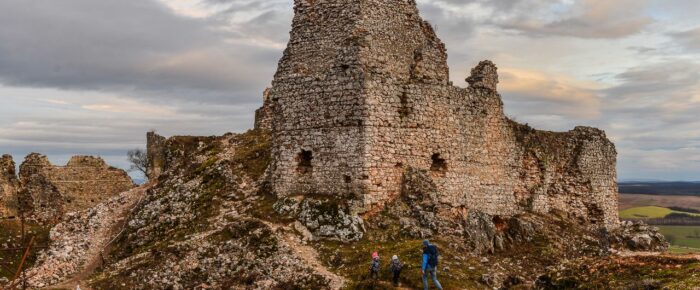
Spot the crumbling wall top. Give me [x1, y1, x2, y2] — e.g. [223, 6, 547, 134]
[466, 60, 499, 92]
[66, 156, 108, 168]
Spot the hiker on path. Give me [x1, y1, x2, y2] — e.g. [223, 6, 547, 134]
[422, 240, 443, 290]
[369, 251, 381, 280]
[389, 255, 403, 286]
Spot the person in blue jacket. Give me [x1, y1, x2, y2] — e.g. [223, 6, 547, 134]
[421, 239, 443, 290]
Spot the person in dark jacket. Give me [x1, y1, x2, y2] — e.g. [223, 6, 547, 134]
[422, 240, 443, 290]
[389, 255, 403, 286]
[369, 251, 381, 280]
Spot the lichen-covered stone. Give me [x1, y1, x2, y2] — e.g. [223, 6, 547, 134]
[275, 195, 365, 242]
[608, 221, 669, 252]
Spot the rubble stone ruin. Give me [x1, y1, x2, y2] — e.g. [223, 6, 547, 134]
[0, 154, 20, 218]
[256, 0, 619, 229]
[0, 153, 134, 222]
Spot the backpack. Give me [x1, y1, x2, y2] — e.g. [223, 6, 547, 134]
[370, 259, 380, 272]
[426, 245, 439, 268]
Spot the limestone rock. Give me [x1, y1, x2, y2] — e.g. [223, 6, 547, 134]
[609, 221, 669, 252]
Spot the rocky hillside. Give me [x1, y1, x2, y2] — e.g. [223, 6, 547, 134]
[7, 129, 696, 290]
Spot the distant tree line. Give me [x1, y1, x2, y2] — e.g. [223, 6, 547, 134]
[619, 182, 700, 196]
[668, 206, 700, 214]
[639, 213, 700, 226]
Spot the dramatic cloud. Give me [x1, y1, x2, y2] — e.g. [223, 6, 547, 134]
[0, 0, 284, 104]
[0, 0, 699, 181]
[422, 0, 652, 39]
[671, 27, 700, 52]
[500, 68, 602, 120]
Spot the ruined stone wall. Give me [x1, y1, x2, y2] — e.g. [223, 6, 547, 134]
[0, 155, 20, 217]
[147, 131, 167, 180]
[267, 0, 369, 199]
[264, 0, 619, 229]
[12, 153, 134, 223]
[146, 132, 221, 181]
[254, 88, 274, 132]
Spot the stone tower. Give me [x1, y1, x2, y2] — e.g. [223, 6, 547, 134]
[260, 0, 619, 228]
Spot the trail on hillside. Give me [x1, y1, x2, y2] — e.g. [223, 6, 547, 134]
[24, 186, 147, 289]
[281, 227, 346, 289]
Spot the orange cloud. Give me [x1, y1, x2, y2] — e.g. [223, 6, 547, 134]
[499, 68, 603, 119]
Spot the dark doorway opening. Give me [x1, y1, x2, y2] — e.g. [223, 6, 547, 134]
[297, 150, 313, 174]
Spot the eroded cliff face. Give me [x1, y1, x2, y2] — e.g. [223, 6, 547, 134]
[0, 153, 134, 223]
[258, 0, 619, 231]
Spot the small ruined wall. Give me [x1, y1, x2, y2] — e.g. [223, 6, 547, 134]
[264, 0, 619, 229]
[146, 132, 221, 180]
[8, 153, 135, 223]
[0, 155, 20, 217]
[254, 88, 273, 132]
[147, 131, 167, 180]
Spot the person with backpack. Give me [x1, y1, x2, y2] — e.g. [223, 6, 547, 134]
[369, 251, 381, 280]
[389, 255, 403, 286]
[422, 240, 443, 290]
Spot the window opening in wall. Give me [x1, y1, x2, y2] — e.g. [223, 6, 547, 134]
[430, 153, 447, 173]
[297, 150, 313, 174]
[398, 91, 411, 118]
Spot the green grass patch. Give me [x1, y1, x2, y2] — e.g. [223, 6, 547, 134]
[668, 245, 700, 254]
[657, 225, 700, 249]
[619, 206, 700, 219]
[231, 129, 271, 180]
[316, 237, 484, 290]
[0, 220, 52, 280]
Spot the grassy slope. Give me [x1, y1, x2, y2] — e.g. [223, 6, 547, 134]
[657, 226, 700, 249]
[546, 255, 700, 289]
[0, 220, 51, 280]
[619, 206, 700, 219]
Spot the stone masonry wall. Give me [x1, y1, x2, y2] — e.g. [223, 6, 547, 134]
[261, 0, 619, 229]
[6, 153, 135, 223]
[147, 131, 167, 181]
[254, 88, 273, 132]
[146, 132, 221, 181]
[0, 155, 20, 217]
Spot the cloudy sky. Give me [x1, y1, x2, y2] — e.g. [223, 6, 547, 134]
[0, 0, 699, 181]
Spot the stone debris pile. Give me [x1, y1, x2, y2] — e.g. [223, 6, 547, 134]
[25, 187, 145, 288]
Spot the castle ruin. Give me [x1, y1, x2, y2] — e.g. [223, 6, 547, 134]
[0, 153, 135, 222]
[256, 0, 619, 229]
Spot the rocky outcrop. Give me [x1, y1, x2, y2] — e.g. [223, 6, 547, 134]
[274, 195, 364, 242]
[85, 131, 344, 289]
[608, 221, 669, 252]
